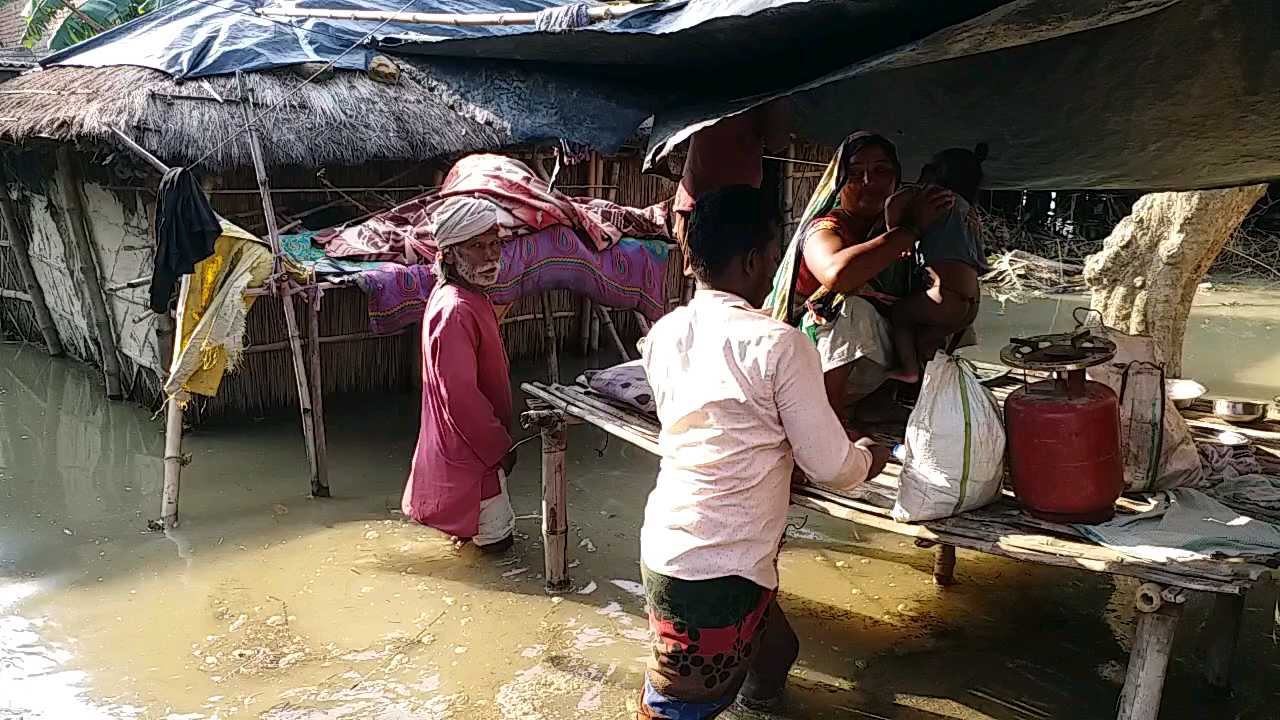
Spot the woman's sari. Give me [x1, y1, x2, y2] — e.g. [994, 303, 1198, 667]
[764, 132, 912, 340]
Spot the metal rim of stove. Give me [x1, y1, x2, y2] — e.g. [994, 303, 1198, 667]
[999, 331, 1117, 372]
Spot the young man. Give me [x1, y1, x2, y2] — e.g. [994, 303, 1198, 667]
[402, 195, 517, 553]
[638, 186, 890, 719]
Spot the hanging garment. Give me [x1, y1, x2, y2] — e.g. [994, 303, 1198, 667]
[164, 221, 273, 398]
[150, 167, 222, 313]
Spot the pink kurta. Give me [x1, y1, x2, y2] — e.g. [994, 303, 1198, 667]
[402, 283, 512, 538]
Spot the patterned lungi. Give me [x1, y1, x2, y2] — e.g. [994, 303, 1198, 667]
[638, 565, 775, 719]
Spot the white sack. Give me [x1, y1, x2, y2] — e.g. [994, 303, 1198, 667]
[893, 353, 1006, 522]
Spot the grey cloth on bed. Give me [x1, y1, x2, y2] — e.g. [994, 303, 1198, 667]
[1074, 488, 1280, 562]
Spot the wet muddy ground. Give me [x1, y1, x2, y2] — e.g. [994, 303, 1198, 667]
[2, 287, 1278, 720]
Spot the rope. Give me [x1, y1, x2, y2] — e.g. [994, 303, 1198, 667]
[187, 0, 420, 171]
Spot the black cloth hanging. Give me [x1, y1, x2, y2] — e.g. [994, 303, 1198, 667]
[150, 167, 220, 313]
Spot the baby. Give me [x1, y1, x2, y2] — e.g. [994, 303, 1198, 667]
[886, 144, 990, 384]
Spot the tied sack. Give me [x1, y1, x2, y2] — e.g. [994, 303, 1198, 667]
[893, 353, 1005, 522]
[1087, 327, 1203, 492]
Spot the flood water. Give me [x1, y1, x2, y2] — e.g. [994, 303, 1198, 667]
[2, 288, 1279, 719]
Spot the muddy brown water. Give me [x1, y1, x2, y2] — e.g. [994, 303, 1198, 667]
[2, 288, 1278, 719]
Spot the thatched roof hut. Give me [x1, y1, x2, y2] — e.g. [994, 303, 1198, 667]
[0, 57, 562, 169]
[0, 56, 674, 424]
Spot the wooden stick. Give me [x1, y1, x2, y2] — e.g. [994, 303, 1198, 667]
[55, 147, 123, 399]
[237, 73, 328, 497]
[525, 410, 571, 594]
[306, 289, 331, 496]
[243, 327, 413, 354]
[589, 307, 600, 353]
[577, 296, 592, 356]
[0, 176, 62, 356]
[160, 276, 191, 530]
[522, 383, 659, 455]
[1202, 593, 1246, 690]
[109, 128, 168, 174]
[595, 305, 630, 361]
[540, 293, 560, 384]
[257, 3, 647, 26]
[933, 544, 957, 586]
[0, 288, 31, 301]
[1117, 598, 1183, 720]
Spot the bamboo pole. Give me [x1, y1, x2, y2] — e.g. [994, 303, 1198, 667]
[256, 3, 647, 25]
[933, 544, 957, 586]
[237, 72, 329, 497]
[107, 128, 188, 528]
[0, 175, 62, 355]
[1203, 593, 1246, 690]
[1117, 589, 1184, 720]
[55, 147, 123, 398]
[577, 297, 592, 355]
[540, 293, 559, 384]
[306, 288, 330, 494]
[596, 305, 630, 361]
[160, 277, 191, 530]
[523, 409, 570, 594]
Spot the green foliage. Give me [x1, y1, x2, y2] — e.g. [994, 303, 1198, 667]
[4, 0, 177, 50]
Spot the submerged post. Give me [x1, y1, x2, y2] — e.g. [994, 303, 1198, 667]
[236, 72, 329, 497]
[0, 173, 62, 356]
[524, 409, 570, 594]
[306, 287, 330, 493]
[159, 277, 190, 530]
[540, 293, 559, 384]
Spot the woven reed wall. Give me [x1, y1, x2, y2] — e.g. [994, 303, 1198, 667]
[0, 242, 42, 342]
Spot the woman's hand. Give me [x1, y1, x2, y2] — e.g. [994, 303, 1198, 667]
[907, 185, 955, 231]
[884, 187, 918, 231]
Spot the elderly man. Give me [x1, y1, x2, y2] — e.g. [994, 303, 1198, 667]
[402, 196, 516, 553]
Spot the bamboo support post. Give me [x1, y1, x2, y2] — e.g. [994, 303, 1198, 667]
[933, 544, 957, 586]
[1117, 583, 1186, 720]
[306, 288, 330, 495]
[1203, 593, 1246, 690]
[589, 309, 600, 352]
[540, 293, 559, 384]
[577, 296, 592, 356]
[596, 305, 630, 361]
[55, 147, 123, 398]
[523, 409, 570, 594]
[108, 128, 186, 527]
[0, 175, 62, 355]
[237, 73, 329, 497]
[159, 275, 191, 530]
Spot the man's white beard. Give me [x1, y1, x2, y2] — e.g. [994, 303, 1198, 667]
[458, 262, 500, 287]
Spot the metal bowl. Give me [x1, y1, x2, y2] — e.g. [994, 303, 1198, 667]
[1212, 398, 1268, 424]
[1166, 379, 1206, 410]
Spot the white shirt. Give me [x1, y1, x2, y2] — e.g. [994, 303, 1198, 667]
[640, 289, 873, 589]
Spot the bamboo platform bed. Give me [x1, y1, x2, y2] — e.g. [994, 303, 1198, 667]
[519, 367, 1280, 720]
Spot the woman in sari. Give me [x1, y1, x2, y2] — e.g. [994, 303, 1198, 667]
[764, 131, 954, 421]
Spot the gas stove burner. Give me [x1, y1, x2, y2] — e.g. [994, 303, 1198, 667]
[1000, 329, 1117, 372]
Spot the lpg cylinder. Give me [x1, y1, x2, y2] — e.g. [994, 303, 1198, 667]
[1004, 371, 1123, 523]
[1000, 330, 1124, 524]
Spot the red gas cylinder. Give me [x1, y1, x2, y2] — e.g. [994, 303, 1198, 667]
[1001, 333, 1124, 524]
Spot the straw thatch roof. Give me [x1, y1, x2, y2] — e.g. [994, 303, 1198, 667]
[0, 56, 522, 170]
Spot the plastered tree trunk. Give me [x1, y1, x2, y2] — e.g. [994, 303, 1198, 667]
[1083, 185, 1266, 376]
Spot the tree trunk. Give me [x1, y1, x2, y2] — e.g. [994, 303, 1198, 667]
[1084, 185, 1266, 376]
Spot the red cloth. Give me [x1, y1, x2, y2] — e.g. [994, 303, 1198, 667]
[313, 154, 669, 262]
[401, 283, 512, 538]
[673, 112, 766, 213]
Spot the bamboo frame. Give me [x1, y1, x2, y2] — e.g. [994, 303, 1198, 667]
[237, 72, 330, 498]
[0, 172, 62, 356]
[523, 409, 570, 594]
[55, 146, 123, 398]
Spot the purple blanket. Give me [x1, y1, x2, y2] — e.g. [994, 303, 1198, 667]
[355, 226, 669, 335]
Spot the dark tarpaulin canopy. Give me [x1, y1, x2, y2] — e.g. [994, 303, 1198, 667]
[40, 0, 1280, 190]
[643, 0, 1280, 191]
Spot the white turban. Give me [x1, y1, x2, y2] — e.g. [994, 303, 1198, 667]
[429, 196, 501, 249]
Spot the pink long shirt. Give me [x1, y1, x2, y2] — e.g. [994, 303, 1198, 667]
[402, 283, 512, 538]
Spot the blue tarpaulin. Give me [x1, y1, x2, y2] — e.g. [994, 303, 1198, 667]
[40, 0, 1280, 190]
